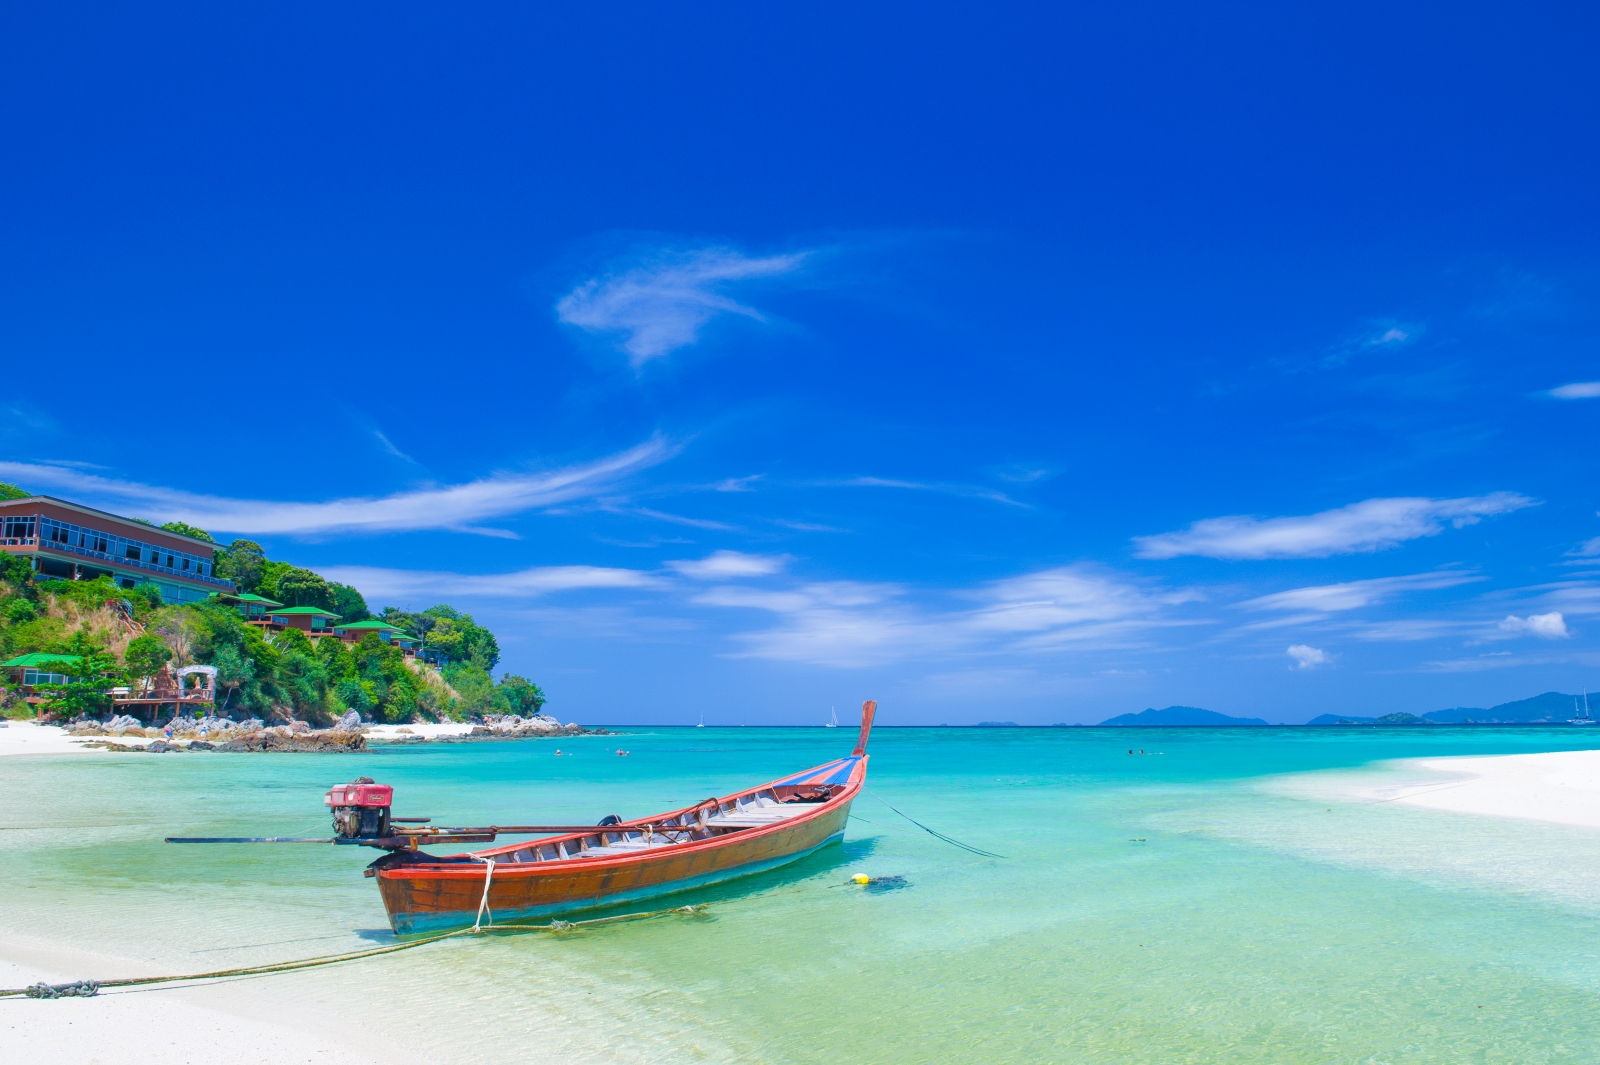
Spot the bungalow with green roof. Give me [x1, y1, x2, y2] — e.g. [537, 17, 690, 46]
[213, 591, 285, 623]
[264, 606, 341, 634]
[332, 619, 420, 657]
[2, 652, 82, 704]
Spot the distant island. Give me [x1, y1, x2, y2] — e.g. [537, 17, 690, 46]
[1308, 691, 1591, 725]
[1097, 705, 1271, 727]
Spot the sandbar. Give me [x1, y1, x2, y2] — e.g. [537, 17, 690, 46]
[1377, 748, 1600, 829]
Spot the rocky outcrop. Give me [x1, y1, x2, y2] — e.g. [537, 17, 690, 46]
[214, 727, 367, 752]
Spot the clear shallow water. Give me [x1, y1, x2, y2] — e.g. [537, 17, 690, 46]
[6, 726, 1600, 1063]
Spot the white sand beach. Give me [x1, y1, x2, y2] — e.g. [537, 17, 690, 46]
[1367, 748, 1600, 829]
[0, 720, 494, 758]
[1, 933, 429, 1065]
[0, 722, 153, 756]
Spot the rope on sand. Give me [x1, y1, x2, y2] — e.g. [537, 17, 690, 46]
[0, 903, 710, 1000]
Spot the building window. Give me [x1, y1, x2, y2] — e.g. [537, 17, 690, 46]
[3, 516, 34, 539]
[125, 545, 141, 559]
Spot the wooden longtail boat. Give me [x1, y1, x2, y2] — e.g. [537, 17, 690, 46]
[369, 701, 877, 933]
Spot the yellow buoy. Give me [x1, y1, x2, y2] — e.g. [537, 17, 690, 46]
[852, 874, 871, 884]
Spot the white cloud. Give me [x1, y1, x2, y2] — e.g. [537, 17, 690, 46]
[1287, 644, 1329, 669]
[965, 566, 1196, 640]
[317, 564, 660, 605]
[1570, 536, 1600, 558]
[0, 439, 672, 537]
[694, 565, 1198, 667]
[1497, 612, 1570, 639]
[667, 550, 791, 579]
[1239, 570, 1485, 613]
[1133, 493, 1535, 560]
[556, 247, 806, 366]
[1549, 382, 1600, 400]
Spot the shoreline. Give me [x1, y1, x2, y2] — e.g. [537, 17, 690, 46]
[0, 720, 605, 758]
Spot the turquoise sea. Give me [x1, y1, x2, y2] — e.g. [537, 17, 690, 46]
[6, 725, 1600, 1063]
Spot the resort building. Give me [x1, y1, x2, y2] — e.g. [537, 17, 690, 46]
[263, 606, 341, 633]
[0, 495, 233, 604]
[1, 652, 81, 707]
[332, 619, 417, 652]
[215, 591, 284, 622]
[217, 595, 438, 662]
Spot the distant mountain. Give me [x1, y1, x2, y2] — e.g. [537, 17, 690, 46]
[1425, 692, 1585, 724]
[977, 721, 1020, 727]
[1307, 692, 1590, 725]
[1308, 712, 1431, 725]
[1098, 705, 1270, 727]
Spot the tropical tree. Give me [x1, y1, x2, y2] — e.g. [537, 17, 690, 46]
[330, 583, 369, 622]
[124, 633, 171, 695]
[159, 521, 215, 544]
[496, 674, 546, 715]
[212, 643, 255, 714]
[273, 568, 337, 611]
[214, 539, 267, 593]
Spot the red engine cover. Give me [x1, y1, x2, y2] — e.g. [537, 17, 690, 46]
[324, 782, 393, 808]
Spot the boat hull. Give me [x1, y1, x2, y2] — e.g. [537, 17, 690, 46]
[377, 793, 854, 934]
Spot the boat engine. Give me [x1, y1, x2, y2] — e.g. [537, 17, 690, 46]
[325, 777, 393, 840]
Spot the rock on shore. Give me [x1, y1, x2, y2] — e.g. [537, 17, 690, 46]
[215, 727, 367, 752]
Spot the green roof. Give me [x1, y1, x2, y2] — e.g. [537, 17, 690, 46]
[3, 653, 83, 669]
[335, 620, 402, 631]
[220, 592, 285, 607]
[267, 606, 342, 618]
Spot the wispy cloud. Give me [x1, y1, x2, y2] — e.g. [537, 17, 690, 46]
[1287, 644, 1329, 669]
[827, 476, 1023, 507]
[667, 550, 791, 579]
[1134, 493, 1535, 560]
[629, 507, 739, 531]
[556, 247, 806, 366]
[713, 475, 763, 492]
[1497, 612, 1570, 639]
[1314, 321, 1423, 369]
[1548, 381, 1600, 400]
[696, 564, 1199, 667]
[1238, 570, 1485, 613]
[0, 437, 673, 537]
[317, 564, 662, 605]
[373, 430, 417, 464]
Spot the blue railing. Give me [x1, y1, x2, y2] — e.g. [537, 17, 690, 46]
[34, 541, 235, 589]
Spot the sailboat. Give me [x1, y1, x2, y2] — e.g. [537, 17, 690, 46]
[825, 706, 838, 728]
[1570, 689, 1595, 725]
[696, 708, 705, 728]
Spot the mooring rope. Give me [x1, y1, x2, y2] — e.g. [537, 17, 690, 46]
[0, 903, 710, 1000]
[470, 856, 497, 932]
[863, 786, 1007, 859]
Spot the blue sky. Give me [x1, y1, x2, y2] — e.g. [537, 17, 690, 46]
[3, 4, 1599, 724]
